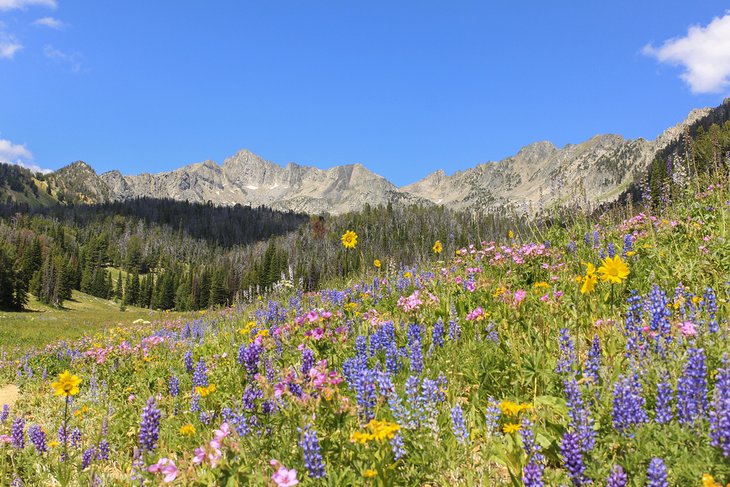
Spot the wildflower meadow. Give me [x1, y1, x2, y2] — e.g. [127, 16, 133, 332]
[0, 177, 729, 486]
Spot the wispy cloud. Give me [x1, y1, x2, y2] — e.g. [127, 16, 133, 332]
[0, 0, 56, 11]
[0, 32, 21, 58]
[643, 12, 730, 94]
[33, 16, 64, 29]
[44, 43, 82, 72]
[0, 138, 51, 173]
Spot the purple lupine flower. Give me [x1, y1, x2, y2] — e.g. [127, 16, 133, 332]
[11, 417, 25, 449]
[190, 393, 200, 412]
[168, 376, 180, 397]
[645, 285, 672, 354]
[621, 234, 633, 257]
[654, 380, 673, 424]
[58, 424, 67, 444]
[709, 354, 730, 458]
[139, 397, 161, 453]
[0, 404, 9, 422]
[448, 318, 461, 341]
[607, 242, 616, 258]
[96, 439, 110, 461]
[606, 464, 627, 487]
[242, 385, 263, 411]
[301, 348, 315, 377]
[183, 349, 193, 374]
[677, 347, 708, 424]
[612, 374, 648, 433]
[82, 447, 95, 469]
[432, 319, 445, 348]
[521, 417, 544, 487]
[355, 335, 368, 361]
[564, 378, 595, 451]
[583, 233, 590, 246]
[407, 324, 424, 374]
[192, 358, 208, 388]
[70, 427, 81, 448]
[450, 404, 469, 444]
[391, 432, 406, 460]
[28, 425, 46, 454]
[298, 425, 326, 479]
[560, 431, 587, 486]
[567, 240, 577, 254]
[583, 336, 601, 385]
[592, 230, 600, 248]
[199, 411, 213, 425]
[485, 397, 501, 436]
[557, 328, 576, 375]
[238, 342, 262, 376]
[646, 458, 668, 487]
[703, 287, 718, 333]
[354, 366, 377, 421]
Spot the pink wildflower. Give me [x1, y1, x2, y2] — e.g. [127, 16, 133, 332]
[679, 321, 697, 337]
[148, 458, 179, 483]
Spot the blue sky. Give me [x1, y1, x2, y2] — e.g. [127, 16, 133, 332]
[1, 1, 730, 186]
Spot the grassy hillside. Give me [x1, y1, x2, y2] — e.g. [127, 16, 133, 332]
[0, 290, 188, 352]
[0, 170, 727, 485]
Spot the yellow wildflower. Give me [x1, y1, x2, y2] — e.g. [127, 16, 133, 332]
[341, 230, 358, 249]
[508, 230, 514, 239]
[403, 271, 412, 279]
[374, 259, 381, 268]
[363, 470, 377, 478]
[597, 255, 629, 284]
[195, 384, 216, 397]
[580, 273, 598, 295]
[503, 423, 522, 433]
[180, 424, 196, 436]
[433, 240, 443, 254]
[73, 406, 89, 418]
[533, 281, 549, 289]
[499, 401, 532, 416]
[52, 370, 82, 397]
[701, 474, 726, 487]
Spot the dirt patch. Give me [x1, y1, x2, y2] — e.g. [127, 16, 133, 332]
[0, 384, 19, 406]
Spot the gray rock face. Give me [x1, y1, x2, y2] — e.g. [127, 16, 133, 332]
[52, 106, 712, 215]
[401, 108, 712, 213]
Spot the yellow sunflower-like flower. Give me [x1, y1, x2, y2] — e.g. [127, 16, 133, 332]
[374, 259, 381, 268]
[179, 424, 196, 436]
[499, 400, 532, 416]
[363, 470, 377, 478]
[580, 273, 598, 295]
[433, 240, 443, 254]
[52, 370, 82, 397]
[502, 422, 522, 434]
[597, 255, 630, 284]
[195, 384, 216, 397]
[341, 230, 358, 249]
[701, 474, 726, 487]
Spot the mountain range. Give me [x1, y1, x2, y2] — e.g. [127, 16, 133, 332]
[3, 102, 727, 215]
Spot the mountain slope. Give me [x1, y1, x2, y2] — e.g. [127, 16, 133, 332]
[4, 102, 725, 215]
[400, 107, 714, 212]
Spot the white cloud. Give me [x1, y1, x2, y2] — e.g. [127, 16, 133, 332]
[0, 0, 56, 11]
[44, 44, 82, 72]
[33, 16, 64, 29]
[0, 139, 52, 174]
[644, 12, 730, 94]
[0, 33, 21, 58]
